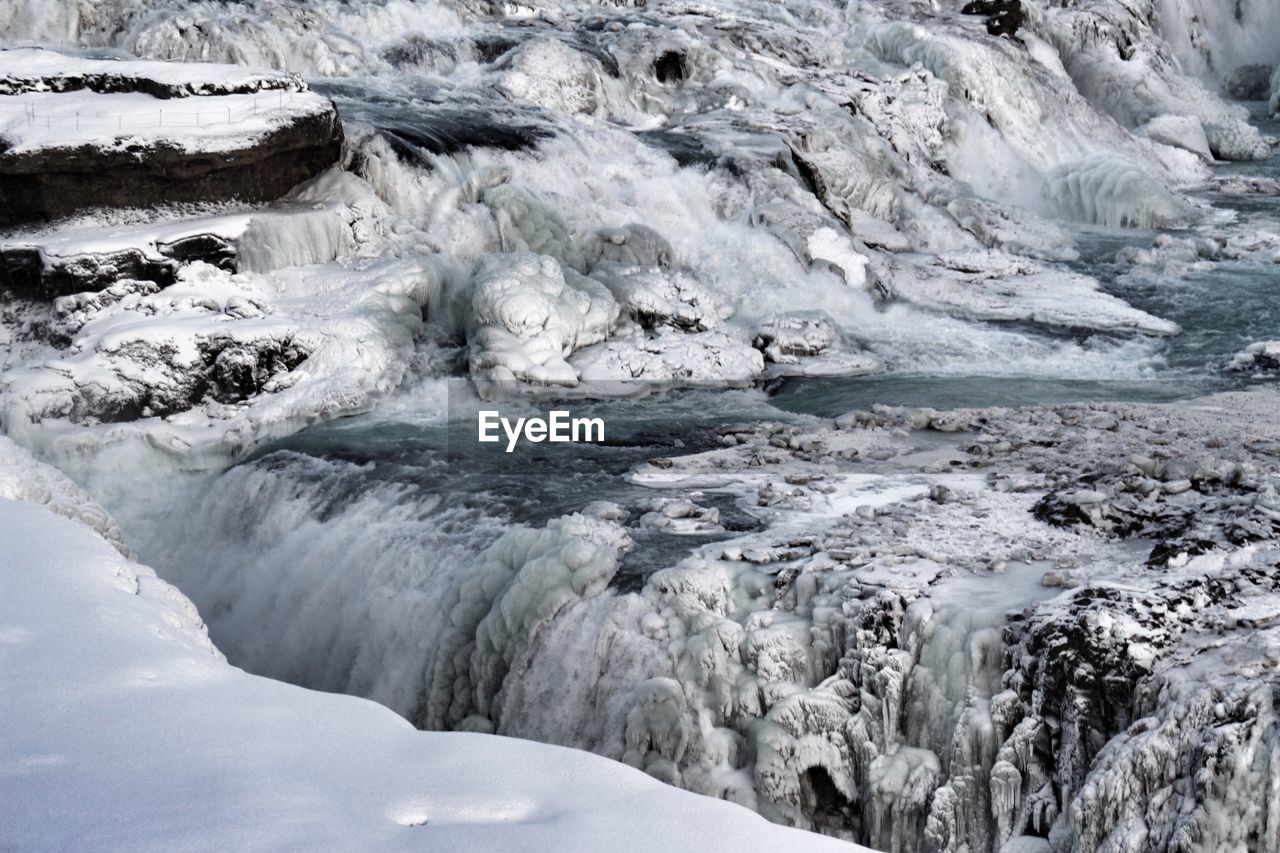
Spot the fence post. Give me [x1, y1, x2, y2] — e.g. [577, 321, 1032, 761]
[75, 112, 79, 130]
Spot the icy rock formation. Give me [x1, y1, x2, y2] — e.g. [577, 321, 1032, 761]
[571, 327, 765, 385]
[753, 312, 882, 379]
[884, 252, 1179, 335]
[0, 254, 438, 461]
[1045, 0, 1271, 160]
[1229, 341, 1280, 376]
[462, 252, 618, 387]
[420, 507, 634, 731]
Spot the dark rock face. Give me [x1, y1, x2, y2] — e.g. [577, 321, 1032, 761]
[654, 50, 687, 85]
[0, 108, 344, 227]
[1222, 64, 1275, 101]
[961, 0, 1024, 38]
[61, 333, 309, 425]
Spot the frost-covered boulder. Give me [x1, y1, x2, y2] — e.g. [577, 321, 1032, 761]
[570, 327, 765, 386]
[592, 265, 730, 333]
[753, 312, 882, 379]
[1229, 340, 1280, 374]
[497, 38, 607, 117]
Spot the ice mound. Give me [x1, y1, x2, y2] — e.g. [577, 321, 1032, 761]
[462, 252, 618, 388]
[1229, 341, 1280, 375]
[1042, 155, 1197, 229]
[497, 38, 607, 117]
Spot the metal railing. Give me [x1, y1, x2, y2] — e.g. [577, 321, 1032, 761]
[0, 91, 296, 131]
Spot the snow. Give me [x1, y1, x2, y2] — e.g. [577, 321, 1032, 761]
[0, 491, 864, 852]
[0, 1, 1279, 847]
[0, 46, 301, 92]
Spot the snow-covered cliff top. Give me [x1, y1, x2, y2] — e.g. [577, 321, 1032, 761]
[0, 47, 303, 95]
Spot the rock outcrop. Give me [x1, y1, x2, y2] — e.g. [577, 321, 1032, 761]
[0, 49, 343, 226]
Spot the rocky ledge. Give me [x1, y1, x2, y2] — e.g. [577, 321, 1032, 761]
[0, 49, 343, 226]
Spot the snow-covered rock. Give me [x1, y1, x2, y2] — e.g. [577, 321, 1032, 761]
[0, 49, 342, 225]
[1229, 340, 1280, 375]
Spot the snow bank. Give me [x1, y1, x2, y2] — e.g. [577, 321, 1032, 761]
[0, 492, 862, 852]
[0, 46, 302, 95]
